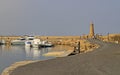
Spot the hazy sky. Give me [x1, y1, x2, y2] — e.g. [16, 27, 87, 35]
[0, 0, 120, 36]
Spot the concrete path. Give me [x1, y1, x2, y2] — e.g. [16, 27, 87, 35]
[10, 39, 120, 75]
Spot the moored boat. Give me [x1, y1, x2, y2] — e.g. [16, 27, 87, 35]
[11, 36, 34, 45]
[11, 38, 26, 45]
[32, 39, 41, 48]
[0, 40, 5, 45]
[25, 41, 32, 47]
[40, 40, 54, 47]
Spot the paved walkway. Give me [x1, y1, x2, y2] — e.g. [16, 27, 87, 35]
[10, 39, 120, 75]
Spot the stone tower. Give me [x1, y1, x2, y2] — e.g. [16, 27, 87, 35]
[89, 22, 95, 38]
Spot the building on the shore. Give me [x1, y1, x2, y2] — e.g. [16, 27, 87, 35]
[89, 22, 95, 38]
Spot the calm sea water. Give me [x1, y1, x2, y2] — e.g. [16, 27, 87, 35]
[0, 45, 69, 74]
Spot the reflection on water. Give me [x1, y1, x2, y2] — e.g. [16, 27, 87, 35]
[0, 45, 71, 74]
[25, 47, 53, 60]
[0, 45, 54, 74]
[25, 47, 42, 59]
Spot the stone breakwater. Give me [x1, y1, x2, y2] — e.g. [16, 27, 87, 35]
[1, 37, 99, 75]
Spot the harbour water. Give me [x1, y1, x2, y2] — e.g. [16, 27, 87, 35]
[0, 45, 71, 74]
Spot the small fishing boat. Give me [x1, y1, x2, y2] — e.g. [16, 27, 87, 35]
[40, 41, 54, 47]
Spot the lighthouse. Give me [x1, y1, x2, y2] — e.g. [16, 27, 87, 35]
[89, 22, 95, 38]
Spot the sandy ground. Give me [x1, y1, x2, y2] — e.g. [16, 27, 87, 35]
[2, 39, 120, 75]
[43, 50, 74, 57]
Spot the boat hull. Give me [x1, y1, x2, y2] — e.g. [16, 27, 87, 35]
[40, 44, 54, 48]
[11, 42, 25, 45]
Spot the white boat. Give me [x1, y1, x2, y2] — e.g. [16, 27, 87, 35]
[40, 40, 54, 47]
[25, 36, 35, 47]
[0, 40, 5, 45]
[11, 36, 34, 45]
[25, 41, 32, 47]
[11, 38, 26, 45]
[32, 39, 41, 48]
